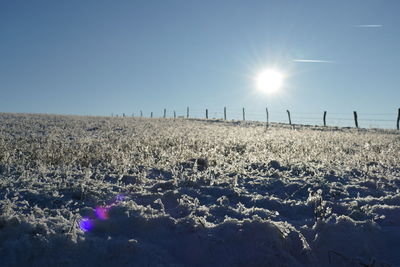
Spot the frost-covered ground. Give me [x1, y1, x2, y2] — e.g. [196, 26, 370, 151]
[0, 113, 399, 267]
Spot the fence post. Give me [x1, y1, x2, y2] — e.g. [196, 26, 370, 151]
[286, 110, 292, 125]
[174, 110, 176, 118]
[266, 108, 269, 128]
[323, 111, 327, 127]
[397, 108, 400, 130]
[163, 109, 166, 118]
[353, 111, 358, 128]
[151, 112, 153, 118]
[242, 108, 245, 121]
[206, 109, 208, 119]
[224, 107, 227, 120]
[187, 107, 189, 118]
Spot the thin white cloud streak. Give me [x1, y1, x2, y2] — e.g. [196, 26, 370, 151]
[293, 59, 334, 63]
[355, 24, 383, 28]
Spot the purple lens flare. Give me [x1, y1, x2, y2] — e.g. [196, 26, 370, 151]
[79, 217, 94, 232]
[79, 194, 127, 232]
[95, 206, 110, 220]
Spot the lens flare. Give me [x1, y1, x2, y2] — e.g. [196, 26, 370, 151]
[79, 194, 127, 232]
[79, 217, 94, 232]
[95, 206, 109, 220]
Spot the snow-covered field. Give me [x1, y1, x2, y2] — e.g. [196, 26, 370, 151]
[0, 113, 399, 266]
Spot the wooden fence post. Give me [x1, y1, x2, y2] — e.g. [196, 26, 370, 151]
[266, 108, 269, 128]
[163, 109, 166, 118]
[242, 108, 245, 121]
[397, 108, 400, 130]
[206, 109, 208, 119]
[323, 111, 327, 127]
[187, 107, 189, 118]
[224, 107, 227, 120]
[286, 110, 292, 125]
[174, 110, 176, 118]
[353, 111, 358, 128]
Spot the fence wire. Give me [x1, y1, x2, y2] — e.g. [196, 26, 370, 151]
[124, 108, 399, 130]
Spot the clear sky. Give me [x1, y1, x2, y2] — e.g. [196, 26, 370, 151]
[1, 0, 399, 127]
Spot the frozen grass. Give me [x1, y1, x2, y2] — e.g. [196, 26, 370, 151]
[0, 113, 399, 266]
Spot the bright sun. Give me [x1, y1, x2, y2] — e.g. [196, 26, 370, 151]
[255, 69, 284, 94]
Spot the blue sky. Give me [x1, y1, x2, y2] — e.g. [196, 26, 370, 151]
[1, 0, 399, 127]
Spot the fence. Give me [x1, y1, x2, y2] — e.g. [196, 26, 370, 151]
[114, 107, 400, 130]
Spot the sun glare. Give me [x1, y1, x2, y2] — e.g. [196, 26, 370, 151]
[255, 69, 284, 94]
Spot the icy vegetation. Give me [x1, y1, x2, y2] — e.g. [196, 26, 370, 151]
[0, 113, 399, 266]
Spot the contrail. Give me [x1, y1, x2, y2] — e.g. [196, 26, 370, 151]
[293, 59, 334, 63]
[355, 24, 383, 28]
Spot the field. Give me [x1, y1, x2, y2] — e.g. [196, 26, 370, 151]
[0, 113, 399, 266]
